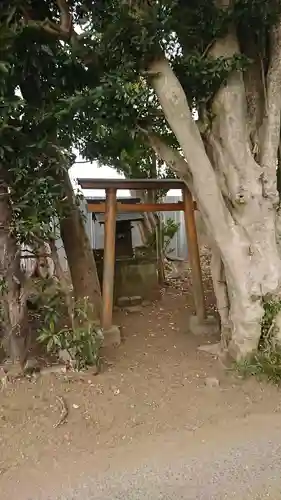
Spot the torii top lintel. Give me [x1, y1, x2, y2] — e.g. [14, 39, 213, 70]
[77, 178, 185, 191]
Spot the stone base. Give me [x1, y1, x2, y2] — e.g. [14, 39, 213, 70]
[142, 300, 152, 307]
[204, 376, 220, 388]
[102, 325, 121, 348]
[96, 256, 160, 304]
[227, 339, 252, 362]
[130, 296, 142, 306]
[124, 305, 142, 314]
[117, 296, 143, 308]
[116, 296, 131, 308]
[188, 314, 220, 337]
[197, 342, 222, 356]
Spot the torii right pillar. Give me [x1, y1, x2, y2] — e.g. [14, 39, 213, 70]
[182, 185, 206, 323]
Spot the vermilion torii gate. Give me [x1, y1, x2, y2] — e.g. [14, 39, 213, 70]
[77, 178, 206, 332]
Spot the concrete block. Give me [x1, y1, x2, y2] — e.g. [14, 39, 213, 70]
[124, 305, 142, 314]
[116, 296, 131, 308]
[188, 314, 220, 336]
[204, 377, 220, 388]
[129, 295, 142, 306]
[142, 300, 152, 307]
[197, 342, 222, 356]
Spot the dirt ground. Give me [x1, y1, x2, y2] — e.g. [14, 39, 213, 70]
[1, 256, 281, 498]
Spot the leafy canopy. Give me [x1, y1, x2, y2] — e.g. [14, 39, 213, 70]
[2, 0, 281, 212]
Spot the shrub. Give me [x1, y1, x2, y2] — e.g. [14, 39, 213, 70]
[235, 298, 281, 385]
[37, 294, 103, 370]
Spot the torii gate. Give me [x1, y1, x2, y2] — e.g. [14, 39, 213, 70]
[77, 178, 206, 331]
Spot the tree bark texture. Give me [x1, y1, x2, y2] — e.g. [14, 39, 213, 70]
[146, 17, 281, 359]
[59, 170, 102, 320]
[0, 176, 30, 364]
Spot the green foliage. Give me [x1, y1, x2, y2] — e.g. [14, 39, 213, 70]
[8, 0, 276, 191]
[175, 53, 251, 108]
[235, 0, 281, 34]
[146, 217, 180, 255]
[235, 298, 281, 385]
[235, 346, 281, 385]
[37, 294, 102, 370]
[23, 0, 278, 181]
[0, 2, 98, 249]
[0, 18, 67, 246]
[260, 298, 281, 344]
[0, 1, 280, 226]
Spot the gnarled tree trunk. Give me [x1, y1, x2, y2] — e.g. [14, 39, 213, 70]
[59, 170, 102, 320]
[146, 18, 281, 359]
[0, 177, 30, 365]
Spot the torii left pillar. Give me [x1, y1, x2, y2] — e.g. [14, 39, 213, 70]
[101, 187, 121, 346]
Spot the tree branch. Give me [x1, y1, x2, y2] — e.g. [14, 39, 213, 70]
[21, 0, 74, 41]
[207, 30, 263, 204]
[145, 55, 235, 256]
[140, 128, 194, 191]
[57, 0, 72, 35]
[142, 129, 214, 256]
[20, 0, 97, 66]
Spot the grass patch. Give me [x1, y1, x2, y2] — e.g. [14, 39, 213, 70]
[235, 297, 281, 385]
[235, 346, 281, 385]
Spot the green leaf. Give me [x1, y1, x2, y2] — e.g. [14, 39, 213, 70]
[46, 338, 54, 352]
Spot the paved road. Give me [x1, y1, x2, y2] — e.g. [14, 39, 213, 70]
[4, 414, 281, 499]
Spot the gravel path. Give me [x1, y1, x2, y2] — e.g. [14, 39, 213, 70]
[4, 413, 281, 500]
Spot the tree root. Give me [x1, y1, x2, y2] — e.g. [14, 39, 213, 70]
[53, 395, 68, 428]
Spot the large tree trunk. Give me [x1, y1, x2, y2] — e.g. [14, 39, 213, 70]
[146, 23, 281, 358]
[0, 177, 30, 365]
[59, 170, 102, 320]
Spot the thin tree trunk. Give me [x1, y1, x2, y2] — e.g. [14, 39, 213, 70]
[130, 189, 152, 244]
[59, 170, 102, 320]
[49, 238, 74, 324]
[146, 186, 166, 283]
[137, 221, 147, 245]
